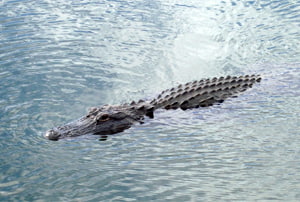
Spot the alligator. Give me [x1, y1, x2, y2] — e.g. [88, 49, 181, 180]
[45, 75, 262, 140]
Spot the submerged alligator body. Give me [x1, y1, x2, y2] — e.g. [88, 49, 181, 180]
[45, 75, 262, 140]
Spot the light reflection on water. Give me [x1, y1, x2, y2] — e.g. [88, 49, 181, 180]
[0, 0, 299, 201]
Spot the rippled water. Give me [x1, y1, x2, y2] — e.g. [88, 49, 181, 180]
[1, 0, 299, 201]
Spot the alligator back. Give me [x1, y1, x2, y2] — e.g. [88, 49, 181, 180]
[150, 75, 262, 110]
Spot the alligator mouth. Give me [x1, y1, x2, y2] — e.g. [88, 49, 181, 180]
[44, 116, 97, 140]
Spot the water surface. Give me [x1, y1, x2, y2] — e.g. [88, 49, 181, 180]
[0, 0, 299, 201]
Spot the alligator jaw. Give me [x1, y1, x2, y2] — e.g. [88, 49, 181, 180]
[43, 118, 93, 140]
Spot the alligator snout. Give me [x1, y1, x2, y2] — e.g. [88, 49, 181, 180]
[44, 129, 61, 141]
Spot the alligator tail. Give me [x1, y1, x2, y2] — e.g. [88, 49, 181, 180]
[150, 75, 262, 110]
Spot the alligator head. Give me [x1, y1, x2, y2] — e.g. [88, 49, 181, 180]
[44, 102, 154, 141]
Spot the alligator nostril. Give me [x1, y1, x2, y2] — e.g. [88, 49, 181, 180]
[44, 130, 61, 141]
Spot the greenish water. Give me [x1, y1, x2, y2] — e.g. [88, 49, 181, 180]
[0, 0, 299, 201]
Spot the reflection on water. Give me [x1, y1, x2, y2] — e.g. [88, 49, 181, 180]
[0, 0, 299, 201]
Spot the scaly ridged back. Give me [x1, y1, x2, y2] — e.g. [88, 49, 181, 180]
[150, 75, 262, 110]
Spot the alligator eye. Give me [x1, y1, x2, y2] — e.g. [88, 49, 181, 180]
[99, 114, 110, 121]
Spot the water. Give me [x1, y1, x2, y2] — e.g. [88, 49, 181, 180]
[0, 0, 299, 201]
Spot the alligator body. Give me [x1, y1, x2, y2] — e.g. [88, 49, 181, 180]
[45, 75, 262, 140]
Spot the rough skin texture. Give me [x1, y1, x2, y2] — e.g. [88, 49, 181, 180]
[45, 75, 261, 140]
